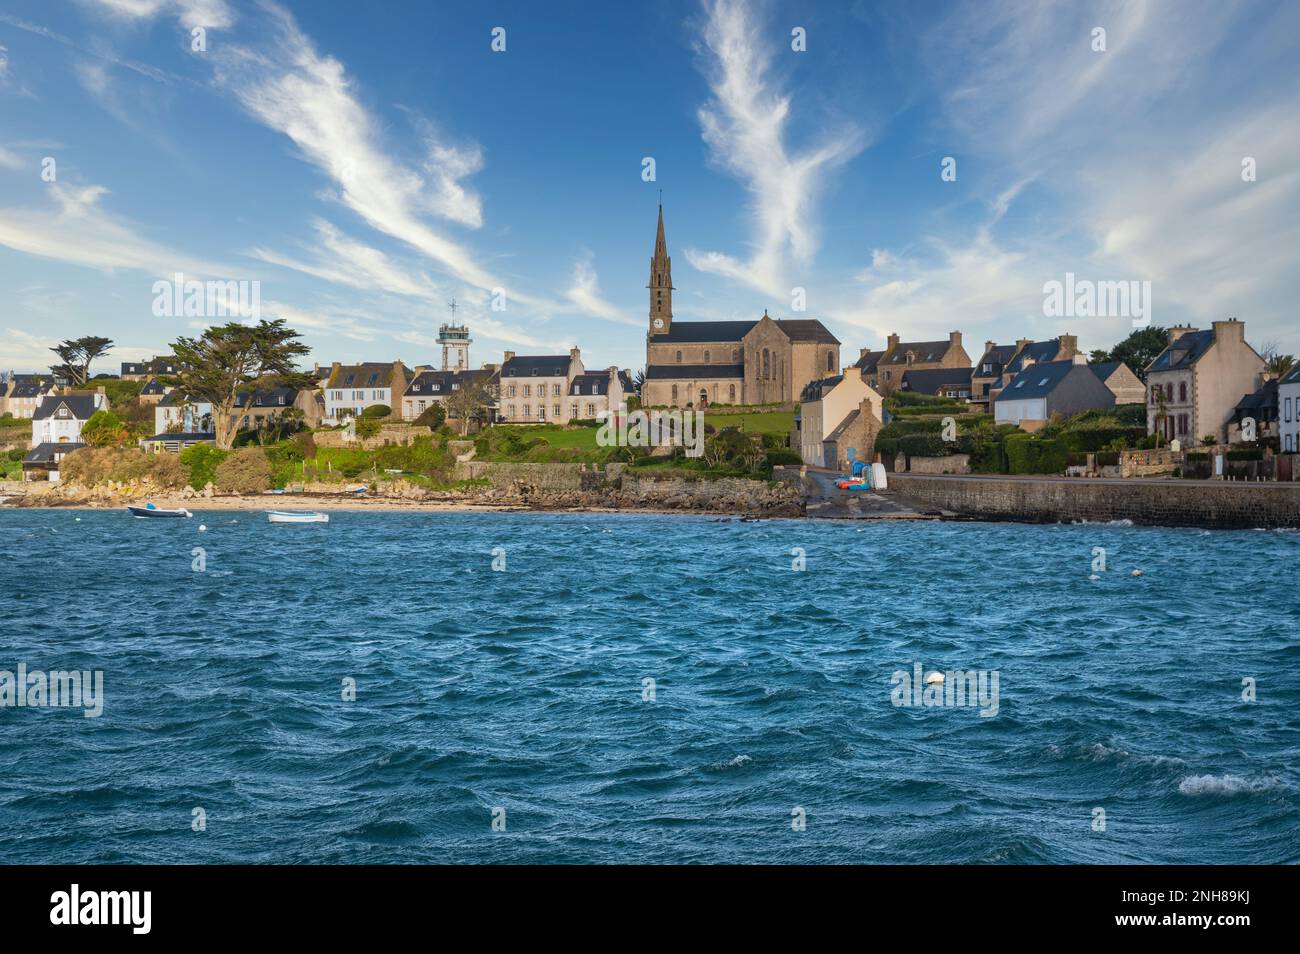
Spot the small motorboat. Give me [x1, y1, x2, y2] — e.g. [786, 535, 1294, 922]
[267, 511, 329, 524]
[127, 503, 192, 518]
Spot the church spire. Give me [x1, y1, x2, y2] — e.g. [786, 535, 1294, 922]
[648, 202, 673, 335]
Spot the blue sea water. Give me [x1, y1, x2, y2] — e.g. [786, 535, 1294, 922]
[0, 508, 1297, 865]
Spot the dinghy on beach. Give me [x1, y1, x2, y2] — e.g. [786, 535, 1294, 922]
[127, 503, 193, 518]
[267, 511, 329, 524]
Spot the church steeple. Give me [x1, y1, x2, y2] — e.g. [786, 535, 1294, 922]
[648, 203, 673, 335]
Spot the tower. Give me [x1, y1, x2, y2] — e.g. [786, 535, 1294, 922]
[438, 299, 471, 371]
[648, 203, 673, 336]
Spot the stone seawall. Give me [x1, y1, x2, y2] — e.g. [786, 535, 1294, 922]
[889, 474, 1300, 529]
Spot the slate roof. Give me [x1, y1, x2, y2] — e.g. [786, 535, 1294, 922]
[326, 362, 410, 389]
[406, 369, 492, 395]
[1147, 330, 1215, 373]
[854, 351, 882, 373]
[501, 355, 573, 378]
[7, 375, 55, 398]
[901, 367, 972, 395]
[994, 360, 1080, 401]
[1233, 379, 1278, 419]
[23, 442, 85, 464]
[617, 369, 636, 394]
[1281, 363, 1300, 386]
[158, 390, 209, 408]
[655, 320, 757, 343]
[121, 356, 179, 376]
[882, 340, 953, 366]
[32, 394, 100, 421]
[825, 409, 861, 443]
[801, 374, 844, 402]
[569, 373, 612, 396]
[1088, 361, 1124, 381]
[645, 364, 745, 380]
[974, 343, 1018, 374]
[140, 378, 167, 395]
[776, 319, 840, 344]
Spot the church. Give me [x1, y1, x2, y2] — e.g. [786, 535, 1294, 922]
[641, 206, 841, 408]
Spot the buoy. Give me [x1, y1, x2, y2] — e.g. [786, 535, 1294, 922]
[1089, 573, 1100, 581]
[1131, 569, 1143, 577]
[925, 672, 944, 686]
[199, 525, 207, 532]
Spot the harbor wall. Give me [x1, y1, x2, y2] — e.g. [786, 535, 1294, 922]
[889, 474, 1300, 529]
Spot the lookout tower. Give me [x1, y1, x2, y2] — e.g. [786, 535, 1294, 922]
[438, 299, 472, 371]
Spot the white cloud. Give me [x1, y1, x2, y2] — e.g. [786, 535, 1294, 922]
[685, 0, 866, 298]
[211, 3, 500, 291]
[564, 253, 639, 327]
[81, 0, 236, 30]
[252, 219, 441, 300]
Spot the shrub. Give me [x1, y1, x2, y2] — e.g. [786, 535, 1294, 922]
[764, 448, 803, 467]
[413, 403, 446, 429]
[213, 446, 273, 493]
[1005, 435, 1069, 474]
[354, 417, 382, 439]
[60, 447, 186, 488]
[180, 444, 227, 490]
[361, 404, 391, 418]
[81, 409, 130, 447]
[899, 433, 950, 458]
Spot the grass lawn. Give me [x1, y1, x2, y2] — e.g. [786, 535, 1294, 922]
[488, 423, 602, 451]
[702, 409, 793, 436]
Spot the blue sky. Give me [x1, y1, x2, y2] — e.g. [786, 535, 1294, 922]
[2, 0, 1298, 377]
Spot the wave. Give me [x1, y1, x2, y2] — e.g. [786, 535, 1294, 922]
[1177, 774, 1278, 796]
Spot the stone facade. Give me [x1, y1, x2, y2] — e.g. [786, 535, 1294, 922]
[1146, 320, 1265, 445]
[856, 332, 971, 392]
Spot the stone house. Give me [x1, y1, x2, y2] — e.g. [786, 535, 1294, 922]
[969, 342, 1021, 411]
[1145, 319, 1265, 445]
[1, 373, 57, 419]
[1087, 361, 1146, 406]
[499, 350, 585, 424]
[120, 356, 179, 381]
[822, 392, 886, 472]
[402, 367, 499, 421]
[854, 331, 971, 392]
[567, 367, 627, 421]
[794, 367, 882, 467]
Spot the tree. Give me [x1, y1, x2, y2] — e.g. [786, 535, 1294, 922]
[1090, 326, 1167, 381]
[169, 320, 313, 450]
[80, 409, 129, 447]
[1258, 342, 1295, 378]
[631, 368, 646, 396]
[50, 336, 114, 387]
[444, 378, 493, 436]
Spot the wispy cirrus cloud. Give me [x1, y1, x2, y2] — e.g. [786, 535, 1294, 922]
[564, 253, 639, 328]
[80, 0, 236, 30]
[685, 0, 867, 299]
[211, 2, 499, 291]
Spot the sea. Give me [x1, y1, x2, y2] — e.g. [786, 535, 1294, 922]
[1, 508, 1297, 864]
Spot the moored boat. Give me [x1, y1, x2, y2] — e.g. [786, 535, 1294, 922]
[267, 511, 329, 524]
[127, 504, 193, 518]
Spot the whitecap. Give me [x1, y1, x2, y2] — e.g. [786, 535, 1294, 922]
[1178, 774, 1276, 796]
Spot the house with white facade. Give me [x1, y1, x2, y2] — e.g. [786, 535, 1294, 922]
[1278, 363, 1300, 456]
[31, 392, 108, 446]
[794, 367, 882, 467]
[323, 361, 412, 422]
[155, 391, 214, 435]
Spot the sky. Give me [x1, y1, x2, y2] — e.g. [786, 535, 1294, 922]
[1, 0, 1298, 377]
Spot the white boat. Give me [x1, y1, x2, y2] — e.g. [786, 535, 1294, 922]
[267, 511, 329, 524]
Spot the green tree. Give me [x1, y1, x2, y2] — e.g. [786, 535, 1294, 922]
[169, 320, 312, 450]
[80, 409, 129, 447]
[1091, 326, 1167, 381]
[445, 377, 493, 436]
[50, 336, 114, 387]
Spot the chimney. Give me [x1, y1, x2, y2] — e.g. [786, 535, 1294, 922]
[1212, 318, 1244, 343]
[330, 361, 341, 380]
[570, 346, 581, 361]
[1072, 353, 1088, 365]
[984, 340, 996, 356]
[886, 333, 900, 351]
[949, 331, 962, 349]
[859, 347, 871, 361]
[1015, 337, 1031, 353]
[1058, 333, 1078, 357]
[503, 351, 515, 362]
[1167, 325, 1196, 344]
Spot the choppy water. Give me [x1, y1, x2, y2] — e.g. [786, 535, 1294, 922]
[1, 509, 1297, 864]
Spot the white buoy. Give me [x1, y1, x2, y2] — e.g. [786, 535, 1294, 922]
[1131, 569, 1143, 577]
[199, 524, 207, 532]
[925, 671, 944, 686]
[1089, 573, 1100, 581]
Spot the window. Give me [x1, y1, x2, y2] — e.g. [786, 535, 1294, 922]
[732, 349, 739, 362]
[704, 350, 711, 363]
[507, 385, 516, 398]
[1038, 377, 1049, 387]
[523, 385, 531, 397]
[671, 384, 678, 403]
[538, 406, 547, 420]
[553, 404, 561, 417]
[1287, 434, 1294, 452]
[523, 404, 530, 417]
[1015, 380, 1026, 389]
[729, 384, 736, 402]
[762, 349, 770, 379]
[507, 404, 515, 418]
[1179, 381, 1187, 402]
[827, 352, 834, 372]
[676, 351, 683, 364]
[552, 384, 561, 397]
[586, 403, 595, 416]
[570, 404, 579, 419]
[1286, 397, 1292, 422]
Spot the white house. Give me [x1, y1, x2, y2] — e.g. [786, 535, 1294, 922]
[31, 392, 108, 446]
[1280, 363, 1300, 456]
[566, 367, 626, 422]
[323, 361, 412, 422]
[155, 391, 214, 435]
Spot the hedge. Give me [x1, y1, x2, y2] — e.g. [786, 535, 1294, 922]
[899, 433, 951, 458]
[1005, 434, 1069, 474]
